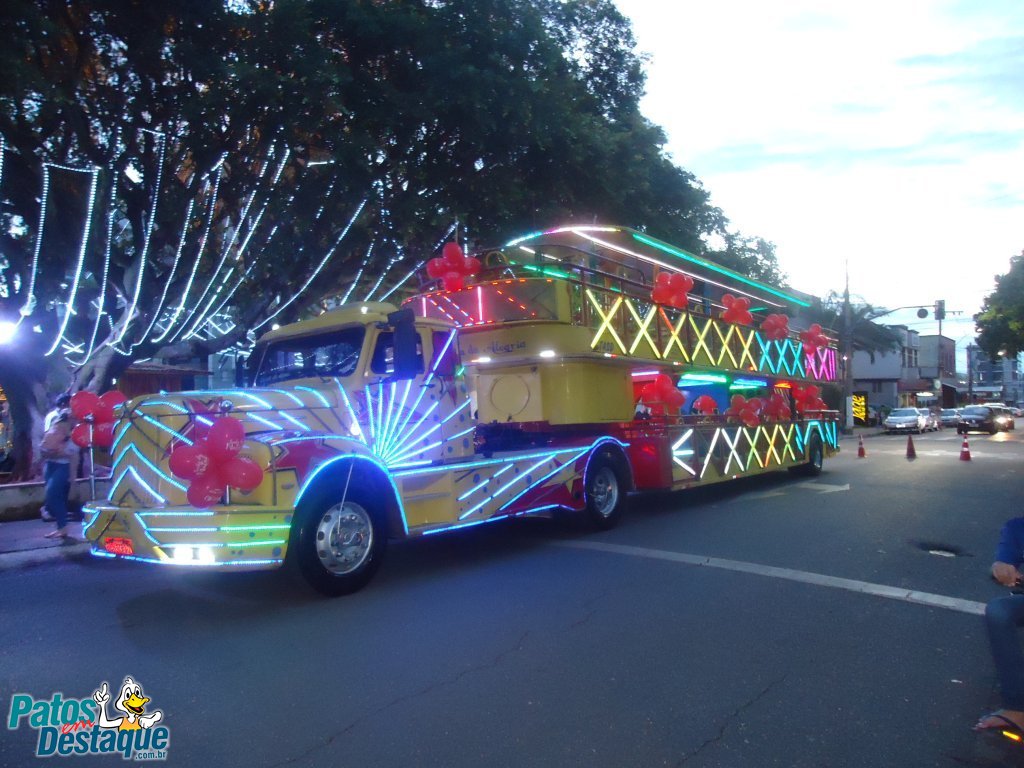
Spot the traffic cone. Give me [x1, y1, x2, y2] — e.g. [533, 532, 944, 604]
[906, 434, 917, 460]
[857, 435, 866, 458]
[960, 436, 971, 461]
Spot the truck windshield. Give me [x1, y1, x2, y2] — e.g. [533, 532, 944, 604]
[253, 327, 365, 385]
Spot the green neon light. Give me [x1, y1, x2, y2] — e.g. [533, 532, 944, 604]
[631, 233, 811, 307]
[517, 263, 573, 279]
[729, 384, 764, 391]
[226, 539, 287, 548]
[680, 373, 728, 384]
[219, 524, 291, 531]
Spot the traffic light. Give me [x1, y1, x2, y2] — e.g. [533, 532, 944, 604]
[934, 300, 945, 320]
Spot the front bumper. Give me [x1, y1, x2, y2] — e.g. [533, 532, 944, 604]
[83, 503, 294, 570]
[884, 422, 919, 431]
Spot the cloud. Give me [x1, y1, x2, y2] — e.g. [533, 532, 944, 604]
[898, 36, 1024, 102]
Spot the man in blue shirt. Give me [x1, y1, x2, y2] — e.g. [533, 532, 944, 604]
[976, 517, 1024, 733]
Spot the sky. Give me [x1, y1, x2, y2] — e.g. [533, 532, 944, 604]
[613, 0, 1024, 368]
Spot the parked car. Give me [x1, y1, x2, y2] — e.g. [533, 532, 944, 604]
[918, 409, 939, 431]
[939, 408, 961, 428]
[883, 407, 926, 434]
[957, 405, 1002, 434]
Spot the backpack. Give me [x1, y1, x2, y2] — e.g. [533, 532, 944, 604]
[40, 419, 69, 461]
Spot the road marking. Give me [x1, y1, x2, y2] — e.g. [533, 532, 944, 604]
[797, 481, 850, 493]
[745, 490, 788, 500]
[555, 540, 987, 616]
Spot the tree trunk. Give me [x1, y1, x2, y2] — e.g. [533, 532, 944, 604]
[0, 348, 50, 481]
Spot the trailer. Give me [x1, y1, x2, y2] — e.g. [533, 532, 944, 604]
[83, 225, 840, 595]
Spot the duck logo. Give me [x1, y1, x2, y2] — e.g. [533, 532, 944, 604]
[7, 676, 171, 760]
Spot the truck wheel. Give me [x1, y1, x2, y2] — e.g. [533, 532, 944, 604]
[585, 453, 626, 530]
[294, 491, 386, 596]
[790, 434, 824, 477]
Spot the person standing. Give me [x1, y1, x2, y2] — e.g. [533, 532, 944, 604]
[40, 409, 76, 540]
[975, 516, 1024, 735]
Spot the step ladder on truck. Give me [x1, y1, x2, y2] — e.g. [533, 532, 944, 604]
[83, 225, 840, 596]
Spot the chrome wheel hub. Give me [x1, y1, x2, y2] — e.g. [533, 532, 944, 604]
[315, 501, 373, 575]
[590, 466, 619, 517]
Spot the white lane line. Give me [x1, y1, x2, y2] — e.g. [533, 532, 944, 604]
[555, 540, 987, 616]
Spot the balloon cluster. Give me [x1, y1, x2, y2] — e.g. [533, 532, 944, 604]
[763, 391, 792, 421]
[793, 384, 827, 414]
[425, 242, 482, 292]
[168, 417, 264, 508]
[720, 294, 753, 325]
[69, 390, 127, 449]
[638, 374, 686, 415]
[692, 394, 718, 415]
[759, 313, 790, 341]
[651, 272, 694, 309]
[725, 395, 763, 428]
[799, 323, 829, 356]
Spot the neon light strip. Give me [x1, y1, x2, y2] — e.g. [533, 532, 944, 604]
[294, 386, 331, 407]
[294, 453, 408, 536]
[440, 398, 472, 425]
[632, 233, 810, 307]
[393, 440, 628, 478]
[459, 454, 556, 519]
[277, 411, 310, 431]
[497, 448, 588, 512]
[457, 465, 514, 501]
[248, 414, 283, 430]
[140, 415, 193, 445]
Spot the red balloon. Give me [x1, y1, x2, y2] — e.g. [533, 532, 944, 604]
[442, 242, 465, 270]
[442, 272, 464, 292]
[99, 390, 127, 410]
[93, 402, 115, 424]
[426, 257, 447, 279]
[71, 423, 92, 448]
[654, 374, 674, 395]
[651, 284, 672, 304]
[655, 271, 673, 287]
[222, 456, 264, 492]
[187, 472, 226, 508]
[463, 256, 482, 276]
[742, 410, 761, 428]
[70, 391, 99, 420]
[670, 292, 688, 309]
[168, 441, 213, 481]
[640, 383, 659, 404]
[93, 422, 115, 449]
[207, 417, 246, 463]
[667, 389, 686, 408]
[693, 395, 718, 414]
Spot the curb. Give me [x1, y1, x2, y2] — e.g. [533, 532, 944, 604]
[0, 542, 91, 571]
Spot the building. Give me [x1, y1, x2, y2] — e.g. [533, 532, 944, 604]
[968, 345, 1023, 405]
[851, 325, 927, 410]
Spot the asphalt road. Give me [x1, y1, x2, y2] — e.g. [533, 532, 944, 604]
[3, 429, 1023, 767]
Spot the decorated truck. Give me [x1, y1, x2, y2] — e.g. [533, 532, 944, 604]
[84, 225, 840, 595]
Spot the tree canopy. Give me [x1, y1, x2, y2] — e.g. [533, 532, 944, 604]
[0, 0, 787, 475]
[975, 252, 1024, 359]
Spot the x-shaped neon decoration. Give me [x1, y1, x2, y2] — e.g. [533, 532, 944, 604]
[587, 292, 626, 353]
[763, 424, 784, 466]
[672, 428, 696, 476]
[659, 308, 691, 362]
[700, 428, 721, 478]
[625, 300, 661, 358]
[738, 328, 759, 370]
[721, 427, 746, 475]
[744, 426, 766, 469]
[689, 315, 715, 366]
[758, 335, 778, 374]
[714, 321, 739, 368]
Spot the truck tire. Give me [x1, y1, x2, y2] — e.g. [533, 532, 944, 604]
[790, 434, 824, 477]
[585, 452, 626, 530]
[294, 490, 386, 596]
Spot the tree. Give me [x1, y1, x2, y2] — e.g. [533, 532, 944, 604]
[975, 252, 1024, 359]
[0, 0, 783, 478]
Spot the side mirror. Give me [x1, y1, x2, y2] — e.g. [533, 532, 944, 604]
[387, 307, 421, 380]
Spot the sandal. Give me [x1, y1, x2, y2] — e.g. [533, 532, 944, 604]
[43, 528, 66, 539]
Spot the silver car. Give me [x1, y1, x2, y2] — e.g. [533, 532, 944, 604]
[883, 407, 926, 434]
[940, 408, 960, 428]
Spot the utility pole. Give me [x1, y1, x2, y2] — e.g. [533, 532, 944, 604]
[842, 261, 853, 432]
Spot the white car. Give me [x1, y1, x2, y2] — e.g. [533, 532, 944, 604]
[883, 407, 926, 434]
[917, 409, 939, 431]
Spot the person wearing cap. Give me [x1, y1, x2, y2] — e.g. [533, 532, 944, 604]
[975, 517, 1024, 735]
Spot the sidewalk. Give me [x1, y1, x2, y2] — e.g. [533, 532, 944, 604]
[0, 516, 90, 570]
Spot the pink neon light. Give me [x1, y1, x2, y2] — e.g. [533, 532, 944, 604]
[477, 286, 484, 323]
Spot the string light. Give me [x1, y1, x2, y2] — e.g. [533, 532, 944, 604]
[253, 197, 367, 332]
[20, 165, 51, 322]
[379, 221, 458, 302]
[110, 129, 167, 351]
[42, 165, 100, 355]
[152, 162, 224, 343]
